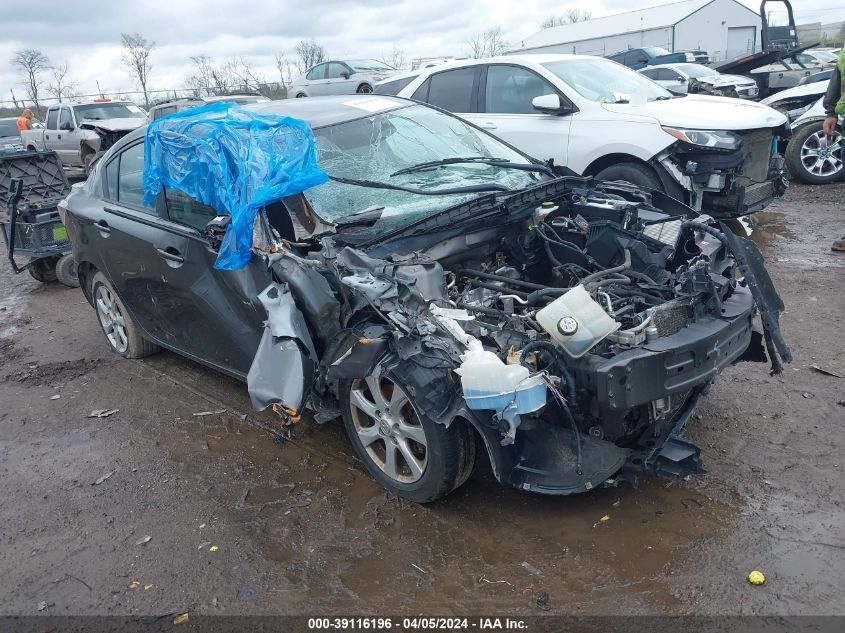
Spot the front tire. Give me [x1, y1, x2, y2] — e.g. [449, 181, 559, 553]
[785, 122, 843, 184]
[594, 161, 663, 191]
[340, 362, 470, 503]
[295, 92, 307, 98]
[356, 84, 373, 94]
[91, 272, 160, 359]
[28, 256, 59, 283]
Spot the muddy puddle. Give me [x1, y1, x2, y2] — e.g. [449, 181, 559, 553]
[144, 392, 742, 614]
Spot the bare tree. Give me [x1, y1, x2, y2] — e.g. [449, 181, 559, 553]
[466, 27, 509, 58]
[294, 39, 327, 74]
[121, 32, 155, 105]
[47, 61, 78, 102]
[185, 55, 232, 96]
[11, 48, 50, 113]
[10, 89, 20, 109]
[541, 9, 592, 29]
[225, 57, 265, 93]
[275, 53, 293, 89]
[380, 44, 406, 70]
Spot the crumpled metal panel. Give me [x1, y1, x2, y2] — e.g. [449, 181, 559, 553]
[247, 283, 317, 412]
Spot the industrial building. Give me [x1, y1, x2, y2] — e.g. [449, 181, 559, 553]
[510, 0, 763, 62]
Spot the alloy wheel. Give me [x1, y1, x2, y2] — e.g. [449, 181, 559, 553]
[800, 131, 843, 179]
[95, 284, 129, 353]
[348, 375, 428, 483]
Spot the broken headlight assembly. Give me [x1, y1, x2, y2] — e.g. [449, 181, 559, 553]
[663, 127, 742, 152]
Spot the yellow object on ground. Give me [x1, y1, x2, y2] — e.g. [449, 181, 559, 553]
[748, 570, 766, 585]
[173, 613, 190, 625]
[209, 545, 219, 552]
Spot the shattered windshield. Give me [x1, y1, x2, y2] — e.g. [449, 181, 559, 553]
[543, 59, 672, 102]
[74, 103, 147, 122]
[303, 104, 538, 234]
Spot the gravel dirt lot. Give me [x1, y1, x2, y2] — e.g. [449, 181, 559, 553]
[0, 181, 843, 618]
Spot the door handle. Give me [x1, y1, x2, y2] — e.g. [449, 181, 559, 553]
[45, 134, 50, 140]
[156, 247, 184, 266]
[94, 219, 111, 235]
[57, 134, 62, 140]
[480, 122, 498, 130]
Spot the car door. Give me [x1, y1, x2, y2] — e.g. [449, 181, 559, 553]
[325, 62, 354, 95]
[42, 108, 59, 153]
[410, 66, 479, 122]
[305, 63, 330, 96]
[155, 187, 272, 374]
[469, 64, 572, 166]
[55, 106, 83, 166]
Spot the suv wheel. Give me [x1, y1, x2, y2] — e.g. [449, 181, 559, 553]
[356, 84, 373, 94]
[340, 362, 473, 502]
[594, 162, 663, 190]
[91, 272, 160, 359]
[786, 122, 843, 184]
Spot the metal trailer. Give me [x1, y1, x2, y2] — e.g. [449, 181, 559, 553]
[0, 149, 78, 286]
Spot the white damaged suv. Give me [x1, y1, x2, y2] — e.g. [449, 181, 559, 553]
[394, 54, 790, 216]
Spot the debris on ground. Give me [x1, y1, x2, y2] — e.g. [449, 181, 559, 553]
[88, 408, 119, 418]
[92, 471, 114, 486]
[522, 584, 534, 596]
[520, 561, 543, 577]
[802, 392, 813, 399]
[144, 583, 153, 590]
[748, 570, 766, 585]
[593, 515, 611, 527]
[197, 541, 212, 550]
[209, 545, 219, 552]
[129, 580, 140, 589]
[272, 429, 292, 445]
[173, 613, 190, 625]
[193, 409, 226, 417]
[479, 576, 514, 588]
[136, 535, 152, 546]
[809, 364, 844, 378]
[240, 586, 256, 600]
[37, 601, 49, 611]
[410, 563, 427, 574]
[536, 592, 551, 611]
[49, 394, 60, 400]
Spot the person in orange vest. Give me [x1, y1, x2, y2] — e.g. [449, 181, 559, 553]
[16, 108, 33, 132]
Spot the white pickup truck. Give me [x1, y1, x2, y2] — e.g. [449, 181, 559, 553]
[21, 100, 147, 173]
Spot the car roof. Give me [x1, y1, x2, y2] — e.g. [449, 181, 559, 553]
[642, 63, 715, 71]
[116, 95, 415, 148]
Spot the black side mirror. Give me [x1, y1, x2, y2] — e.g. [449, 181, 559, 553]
[340, 71, 351, 79]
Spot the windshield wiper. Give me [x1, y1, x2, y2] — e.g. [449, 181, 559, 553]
[391, 156, 555, 178]
[327, 174, 511, 195]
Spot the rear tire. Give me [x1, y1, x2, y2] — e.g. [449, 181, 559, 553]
[594, 161, 664, 191]
[785, 122, 843, 184]
[340, 360, 468, 503]
[356, 84, 373, 94]
[55, 253, 80, 287]
[28, 256, 59, 283]
[295, 93, 306, 98]
[91, 271, 160, 359]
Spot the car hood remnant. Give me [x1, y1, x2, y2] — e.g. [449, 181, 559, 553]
[246, 176, 790, 497]
[142, 102, 328, 270]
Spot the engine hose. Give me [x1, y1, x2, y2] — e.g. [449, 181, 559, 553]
[681, 221, 729, 246]
[580, 249, 632, 285]
[534, 224, 601, 269]
[461, 269, 547, 291]
[519, 340, 579, 417]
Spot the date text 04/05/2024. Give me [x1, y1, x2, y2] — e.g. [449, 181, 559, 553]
[307, 617, 528, 630]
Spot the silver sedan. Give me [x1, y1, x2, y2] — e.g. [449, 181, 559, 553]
[288, 59, 397, 98]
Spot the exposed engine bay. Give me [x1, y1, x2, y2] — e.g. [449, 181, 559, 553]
[248, 177, 791, 496]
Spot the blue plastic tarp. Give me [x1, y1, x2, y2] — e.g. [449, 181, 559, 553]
[143, 102, 328, 270]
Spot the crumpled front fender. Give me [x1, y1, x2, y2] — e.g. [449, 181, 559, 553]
[247, 283, 317, 414]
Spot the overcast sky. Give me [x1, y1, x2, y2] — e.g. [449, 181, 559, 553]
[0, 0, 835, 106]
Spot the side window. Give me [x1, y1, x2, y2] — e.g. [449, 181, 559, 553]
[411, 78, 431, 101]
[59, 108, 73, 129]
[485, 65, 557, 114]
[153, 106, 177, 120]
[608, 52, 625, 63]
[374, 75, 417, 95]
[306, 64, 327, 80]
[105, 157, 118, 199]
[116, 143, 154, 212]
[661, 69, 682, 81]
[46, 109, 58, 130]
[425, 68, 476, 112]
[165, 188, 218, 230]
[626, 51, 648, 66]
[640, 68, 659, 80]
[326, 63, 348, 79]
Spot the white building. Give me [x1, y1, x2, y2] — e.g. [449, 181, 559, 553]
[509, 0, 762, 63]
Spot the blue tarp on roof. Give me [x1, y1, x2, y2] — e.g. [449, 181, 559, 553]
[143, 102, 328, 270]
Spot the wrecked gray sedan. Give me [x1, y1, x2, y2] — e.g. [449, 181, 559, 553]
[63, 96, 790, 502]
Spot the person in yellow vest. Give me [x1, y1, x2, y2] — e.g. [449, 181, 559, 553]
[16, 108, 33, 132]
[822, 53, 845, 252]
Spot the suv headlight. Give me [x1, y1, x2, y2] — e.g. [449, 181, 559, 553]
[663, 127, 742, 151]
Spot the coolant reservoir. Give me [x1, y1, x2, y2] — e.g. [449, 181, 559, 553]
[536, 285, 620, 358]
[454, 340, 546, 413]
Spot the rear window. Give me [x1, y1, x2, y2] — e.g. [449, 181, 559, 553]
[374, 75, 418, 95]
[0, 120, 18, 136]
